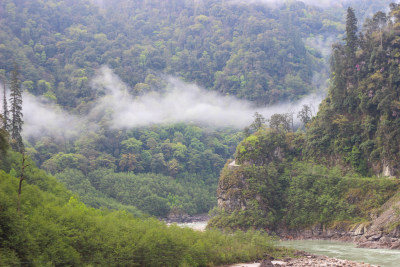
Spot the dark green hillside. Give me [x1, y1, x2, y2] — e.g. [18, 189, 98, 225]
[24, 124, 242, 216]
[0, 151, 287, 266]
[305, 3, 400, 177]
[1, 0, 391, 107]
[211, 129, 399, 230]
[210, 4, 400, 231]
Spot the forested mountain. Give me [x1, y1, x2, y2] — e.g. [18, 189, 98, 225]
[211, 4, 400, 238]
[0, 0, 396, 218]
[0, 0, 393, 107]
[306, 4, 400, 177]
[2, 0, 400, 265]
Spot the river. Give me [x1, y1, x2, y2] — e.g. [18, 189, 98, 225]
[177, 221, 208, 231]
[178, 222, 400, 266]
[279, 240, 400, 267]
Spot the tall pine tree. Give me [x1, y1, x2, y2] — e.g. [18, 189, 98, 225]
[2, 73, 10, 132]
[9, 63, 24, 152]
[345, 7, 358, 63]
[0, 70, 9, 155]
[343, 7, 359, 92]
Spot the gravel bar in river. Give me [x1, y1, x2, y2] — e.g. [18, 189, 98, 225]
[226, 252, 378, 267]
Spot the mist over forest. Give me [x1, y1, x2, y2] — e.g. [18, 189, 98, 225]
[22, 66, 323, 139]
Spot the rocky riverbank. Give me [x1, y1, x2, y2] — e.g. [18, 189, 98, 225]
[227, 251, 378, 267]
[265, 255, 377, 266]
[275, 217, 400, 250]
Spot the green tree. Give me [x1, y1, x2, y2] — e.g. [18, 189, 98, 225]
[121, 137, 143, 154]
[0, 119, 8, 156]
[345, 7, 358, 62]
[9, 63, 24, 152]
[167, 158, 181, 177]
[269, 113, 292, 132]
[1, 71, 10, 132]
[250, 112, 266, 132]
[297, 104, 313, 127]
[372, 11, 387, 47]
[150, 153, 166, 173]
[119, 153, 137, 172]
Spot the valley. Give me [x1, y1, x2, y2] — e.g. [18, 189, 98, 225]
[1, 0, 400, 266]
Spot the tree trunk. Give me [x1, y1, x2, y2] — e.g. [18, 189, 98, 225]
[17, 154, 29, 213]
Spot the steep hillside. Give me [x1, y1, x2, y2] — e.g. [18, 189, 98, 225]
[0, 0, 393, 107]
[304, 3, 400, 177]
[1, 0, 341, 217]
[0, 0, 395, 220]
[210, 4, 400, 248]
[0, 150, 285, 266]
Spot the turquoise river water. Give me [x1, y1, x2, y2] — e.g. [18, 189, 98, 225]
[178, 222, 400, 266]
[279, 240, 400, 267]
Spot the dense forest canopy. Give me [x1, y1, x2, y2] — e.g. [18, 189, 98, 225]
[0, 0, 396, 217]
[0, 0, 393, 108]
[210, 3, 400, 232]
[0, 151, 287, 266]
[2, 0, 400, 265]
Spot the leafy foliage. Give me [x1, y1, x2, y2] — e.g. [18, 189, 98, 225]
[0, 153, 286, 266]
[304, 3, 400, 176]
[29, 124, 241, 216]
[210, 127, 400, 230]
[0, 0, 369, 106]
[212, 3, 400, 231]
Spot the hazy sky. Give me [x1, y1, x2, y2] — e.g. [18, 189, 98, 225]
[22, 66, 323, 138]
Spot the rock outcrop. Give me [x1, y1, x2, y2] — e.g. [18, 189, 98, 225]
[217, 165, 248, 212]
[357, 195, 400, 249]
[275, 194, 400, 250]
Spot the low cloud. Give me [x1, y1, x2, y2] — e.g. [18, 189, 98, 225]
[22, 66, 324, 139]
[22, 94, 87, 139]
[89, 67, 257, 129]
[90, 66, 324, 129]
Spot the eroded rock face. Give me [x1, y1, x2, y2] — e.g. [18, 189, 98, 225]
[276, 196, 400, 250]
[276, 222, 358, 242]
[217, 131, 287, 214]
[373, 159, 398, 178]
[217, 165, 248, 212]
[356, 197, 400, 249]
[380, 159, 397, 178]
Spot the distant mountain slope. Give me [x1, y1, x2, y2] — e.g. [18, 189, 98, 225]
[0, 0, 393, 108]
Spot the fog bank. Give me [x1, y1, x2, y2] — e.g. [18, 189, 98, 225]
[22, 66, 324, 138]
[90, 66, 323, 129]
[22, 94, 87, 138]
